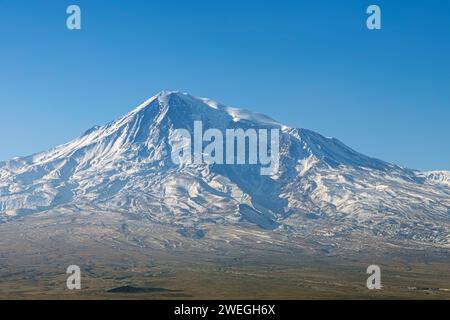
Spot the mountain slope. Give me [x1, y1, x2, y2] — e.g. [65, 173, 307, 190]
[0, 91, 449, 248]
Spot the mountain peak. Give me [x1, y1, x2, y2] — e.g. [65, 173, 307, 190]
[1, 91, 449, 250]
[130, 90, 212, 114]
[156, 90, 189, 98]
[135, 90, 283, 128]
[152, 90, 191, 103]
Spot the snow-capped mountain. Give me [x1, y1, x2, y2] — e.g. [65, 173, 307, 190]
[0, 91, 449, 247]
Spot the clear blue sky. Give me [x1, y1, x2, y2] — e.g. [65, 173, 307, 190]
[0, 0, 449, 170]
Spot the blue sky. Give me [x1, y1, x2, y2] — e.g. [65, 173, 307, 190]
[0, 0, 449, 170]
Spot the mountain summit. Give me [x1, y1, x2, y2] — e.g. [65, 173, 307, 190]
[0, 91, 449, 248]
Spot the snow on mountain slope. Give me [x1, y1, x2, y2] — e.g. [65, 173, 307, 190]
[0, 91, 449, 247]
[419, 171, 450, 187]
